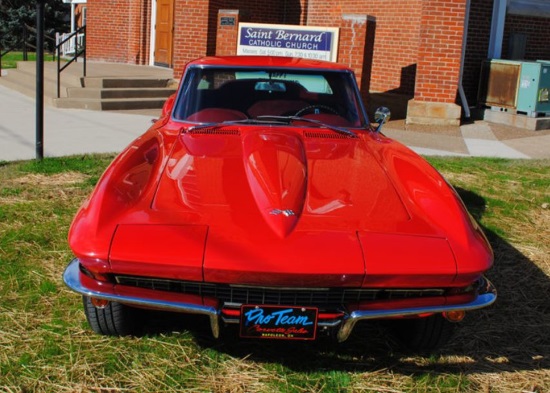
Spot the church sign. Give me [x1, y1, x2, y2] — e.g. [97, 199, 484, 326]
[237, 23, 339, 62]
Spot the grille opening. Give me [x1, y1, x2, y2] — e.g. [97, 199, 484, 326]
[304, 130, 353, 139]
[114, 275, 446, 308]
[187, 128, 240, 135]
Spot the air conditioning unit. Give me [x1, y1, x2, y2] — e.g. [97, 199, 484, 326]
[478, 59, 550, 117]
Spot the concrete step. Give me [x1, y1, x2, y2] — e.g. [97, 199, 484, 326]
[0, 62, 83, 98]
[66, 86, 176, 99]
[1, 61, 177, 111]
[0, 69, 60, 103]
[16, 60, 83, 87]
[83, 77, 174, 88]
[53, 97, 168, 111]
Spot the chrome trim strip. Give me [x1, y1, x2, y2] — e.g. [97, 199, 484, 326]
[336, 277, 497, 342]
[64, 259, 496, 343]
[63, 259, 221, 338]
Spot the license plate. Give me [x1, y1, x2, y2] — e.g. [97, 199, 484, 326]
[240, 305, 318, 340]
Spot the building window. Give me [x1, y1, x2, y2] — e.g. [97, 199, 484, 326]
[82, 7, 87, 27]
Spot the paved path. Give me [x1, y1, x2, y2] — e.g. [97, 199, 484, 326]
[383, 120, 550, 159]
[1, 84, 549, 162]
[0, 85, 155, 161]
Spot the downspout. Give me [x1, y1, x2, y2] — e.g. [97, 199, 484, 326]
[458, 0, 471, 119]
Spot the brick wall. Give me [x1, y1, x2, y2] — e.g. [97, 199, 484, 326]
[129, 0, 151, 65]
[87, 0, 150, 64]
[88, 0, 424, 96]
[189, 0, 463, 105]
[307, 0, 467, 104]
[215, 10, 241, 57]
[88, 0, 307, 76]
[503, 14, 550, 61]
[337, 15, 369, 99]
[213, 1, 308, 56]
[87, 0, 131, 62]
[306, 0, 422, 96]
[171, 0, 210, 76]
[414, 0, 467, 103]
[171, 0, 297, 76]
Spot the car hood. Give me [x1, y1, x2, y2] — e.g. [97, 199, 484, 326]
[143, 126, 439, 286]
[153, 126, 411, 233]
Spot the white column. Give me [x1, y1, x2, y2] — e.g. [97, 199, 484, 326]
[149, 0, 157, 65]
[71, 3, 76, 32]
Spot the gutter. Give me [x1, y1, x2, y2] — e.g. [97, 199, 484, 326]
[458, 0, 472, 119]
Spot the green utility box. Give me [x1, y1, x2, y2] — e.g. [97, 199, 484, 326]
[479, 59, 550, 116]
[516, 61, 550, 116]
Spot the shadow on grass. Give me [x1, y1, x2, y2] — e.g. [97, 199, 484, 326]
[138, 187, 549, 376]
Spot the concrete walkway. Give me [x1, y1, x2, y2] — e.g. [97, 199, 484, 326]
[383, 120, 550, 159]
[0, 84, 156, 161]
[1, 83, 550, 162]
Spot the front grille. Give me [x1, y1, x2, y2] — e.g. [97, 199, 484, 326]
[114, 275, 445, 308]
[304, 131, 352, 139]
[188, 128, 240, 135]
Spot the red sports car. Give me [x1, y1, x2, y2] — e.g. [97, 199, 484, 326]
[63, 56, 496, 351]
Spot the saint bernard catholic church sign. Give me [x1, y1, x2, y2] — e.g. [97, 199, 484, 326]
[237, 23, 339, 62]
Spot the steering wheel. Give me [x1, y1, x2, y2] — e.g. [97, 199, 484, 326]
[295, 105, 339, 117]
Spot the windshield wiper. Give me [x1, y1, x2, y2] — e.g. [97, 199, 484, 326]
[185, 116, 359, 138]
[256, 115, 358, 138]
[185, 118, 288, 133]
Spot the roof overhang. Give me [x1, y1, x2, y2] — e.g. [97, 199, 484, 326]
[508, 0, 550, 17]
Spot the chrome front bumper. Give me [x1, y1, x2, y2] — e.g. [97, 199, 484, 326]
[63, 258, 497, 342]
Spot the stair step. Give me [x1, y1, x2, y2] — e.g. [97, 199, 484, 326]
[2, 61, 177, 111]
[53, 97, 169, 110]
[0, 71, 58, 102]
[0, 67, 80, 97]
[66, 86, 176, 99]
[83, 77, 173, 88]
[16, 61, 83, 86]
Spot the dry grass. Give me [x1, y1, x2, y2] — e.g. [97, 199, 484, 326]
[0, 156, 549, 392]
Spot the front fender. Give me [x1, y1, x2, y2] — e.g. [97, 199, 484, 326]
[68, 128, 168, 271]
[365, 134, 493, 283]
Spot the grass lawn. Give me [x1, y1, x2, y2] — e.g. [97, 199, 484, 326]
[0, 155, 548, 392]
[1, 51, 56, 69]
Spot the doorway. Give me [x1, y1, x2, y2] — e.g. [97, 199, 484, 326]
[154, 0, 174, 67]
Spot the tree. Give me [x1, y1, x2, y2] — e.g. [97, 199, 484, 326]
[0, 0, 70, 52]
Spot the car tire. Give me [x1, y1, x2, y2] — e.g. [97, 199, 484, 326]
[392, 314, 455, 352]
[83, 296, 142, 336]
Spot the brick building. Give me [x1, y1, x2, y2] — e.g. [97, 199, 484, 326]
[85, 0, 550, 125]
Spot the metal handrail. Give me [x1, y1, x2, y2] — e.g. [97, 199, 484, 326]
[56, 25, 86, 98]
[0, 24, 56, 77]
[1, 25, 29, 77]
[25, 24, 56, 50]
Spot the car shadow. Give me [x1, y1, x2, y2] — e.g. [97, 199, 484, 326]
[139, 187, 550, 376]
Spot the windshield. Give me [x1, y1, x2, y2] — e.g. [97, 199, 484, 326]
[173, 66, 367, 128]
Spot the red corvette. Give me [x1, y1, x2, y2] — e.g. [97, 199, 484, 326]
[63, 56, 496, 351]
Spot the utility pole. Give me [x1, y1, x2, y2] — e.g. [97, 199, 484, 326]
[36, 0, 45, 160]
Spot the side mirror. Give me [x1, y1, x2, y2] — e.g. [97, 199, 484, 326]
[160, 94, 176, 119]
[374, 107, 391, 132]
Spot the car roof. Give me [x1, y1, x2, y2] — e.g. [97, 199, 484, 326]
[186, 56, 353, 71]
